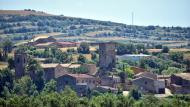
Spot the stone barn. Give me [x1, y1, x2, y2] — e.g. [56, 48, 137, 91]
[132, 72, 165, 94]
[170, 73, 190, 94]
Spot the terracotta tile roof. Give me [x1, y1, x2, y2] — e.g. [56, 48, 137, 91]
[57, 42, 77, 45]
[135, 72, 157, 80]
[131, 66, 147, 74]
[35, 42, 54, 46]
[174, 73, 190, 81]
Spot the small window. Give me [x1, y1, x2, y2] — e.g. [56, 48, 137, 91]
[145, 81, 147, 85]
[65, 81, 69, 84]
[17, 58, 20, 63]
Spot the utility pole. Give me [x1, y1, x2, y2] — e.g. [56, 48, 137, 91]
[132, 12, 134, 26]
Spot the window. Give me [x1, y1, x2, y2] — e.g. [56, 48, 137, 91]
[65, 81, 69, 84]
[145, 81, 147, 85]
[17, 58, 20, 63]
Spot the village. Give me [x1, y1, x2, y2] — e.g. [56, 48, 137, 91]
[13, 35, 190, 97]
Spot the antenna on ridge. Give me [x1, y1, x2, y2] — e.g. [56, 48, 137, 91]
[132, 12, 134, 26]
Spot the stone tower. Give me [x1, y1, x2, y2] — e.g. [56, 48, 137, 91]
[99, 42, 116, 73]
[14, 51, 27, 79]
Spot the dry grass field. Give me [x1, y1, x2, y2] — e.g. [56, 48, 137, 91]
[0, 62, 8, 69]
[31, 32, 63, 42]
[147, 48, 190, 53]
[0, 10, 52, 16]
[170, 48, 190, 52]
[72, 54, 92, 62]
[59, 46, 97, 52]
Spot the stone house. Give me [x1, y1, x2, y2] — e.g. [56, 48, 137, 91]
[132, 72, 165, 94]
[100, 75, 121, 88]
[170, 73, 190, 94]
[56, 74, 96, 96]
[41, 63, 97, 81]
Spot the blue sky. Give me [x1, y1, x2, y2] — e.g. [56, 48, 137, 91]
[0, 0, 190, 27]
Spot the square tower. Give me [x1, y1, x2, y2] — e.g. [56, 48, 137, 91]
[99, 42, 116, 72]
[14, 52, 27, 79]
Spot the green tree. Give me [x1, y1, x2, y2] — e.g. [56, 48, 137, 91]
[7, 57, 15, 69]
[77, 42, 90, 54]
[169, 52, 183, 63]
[162, 46, 169, 53]
[162, 67, 183, 75]
[0, 68, 13, 97]
[26, 58, 44, 91]
[142, 95, 159, 107]
[43, 79, 57, 93]
[2, 39, 13, 60]
[128, 88, 142, 100]
[78, 54, 87, 64]
[91, 52, 97, 60]
[13, 76, 37, 96]
[61, 86, 79, 107]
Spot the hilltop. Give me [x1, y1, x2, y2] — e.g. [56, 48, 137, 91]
[0, 9, 52, 16]
[0, 9, 189, 45]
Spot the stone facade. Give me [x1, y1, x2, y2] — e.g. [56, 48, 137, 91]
[56, 74, 96, 96]
[170, 73, 190, 94]
[99, 42, 116, 72]
[100, 76, 120, 88]
[132, 72, 165, 94]
[41, 63, 97, 81]
[14, 52, 27, 79]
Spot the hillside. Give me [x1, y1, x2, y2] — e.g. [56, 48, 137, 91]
[0, 10, 189, 43]
[0, 9, 52, 16]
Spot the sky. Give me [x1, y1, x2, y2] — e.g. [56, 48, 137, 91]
[0, 0, 190, 27]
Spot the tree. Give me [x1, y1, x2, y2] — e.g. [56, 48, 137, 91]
[78, 54, 86, 64]
[91, 52, 97, 60]
[170, 52, 183, 63]
[162, 46, 169, 53]
[43, 79, 57, 93]
[162, 67, 183, 75]
[155, 44, 162, 49]
[2, 39, 13, 60]
[128, 88, 142, 100]
[26, 58, 44, 91]
[7, 57, 15, 69]
[77, 42, 90, 54]
[0, 68, 13, 97]
[13, 76, 37, 96]
[142, 95, 159, 107]
[61, 86, 79, 107]
[2, 39, 13, 53]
